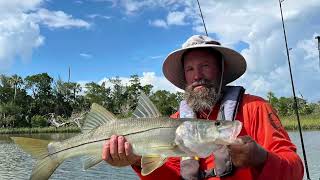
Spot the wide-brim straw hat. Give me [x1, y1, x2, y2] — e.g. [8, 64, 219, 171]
[162, 35, 247, 90]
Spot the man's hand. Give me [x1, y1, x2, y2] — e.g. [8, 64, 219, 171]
[102, 135, 141, 167]
[228, 136, 268, 168]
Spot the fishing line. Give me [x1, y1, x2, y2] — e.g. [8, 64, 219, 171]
[278, 1, 310, 179]
[196, 0, 208, 36]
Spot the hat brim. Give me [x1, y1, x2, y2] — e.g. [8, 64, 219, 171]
[162, 44, 246, 90]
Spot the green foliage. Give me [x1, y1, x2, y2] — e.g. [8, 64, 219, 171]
[85, 81, 111, 110]
[0, 102, 27, 128]
[0, 75, 15, 103]
[267, 91, 318, 116]
[150, 90, 181, 116]
[1, 73, 319, 132]
[25, 73, 55, 116]
[53, 78, 85, 116]
[31, 115, 48, 127]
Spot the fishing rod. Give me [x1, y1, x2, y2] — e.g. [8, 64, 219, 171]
[196, 0, 208, 36]
[316, 36, 320, 69]
[278, 0, 311, 179]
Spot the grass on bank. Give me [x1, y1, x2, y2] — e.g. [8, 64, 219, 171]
[0, 126, 80, 134]
[281, 114, 320, 130]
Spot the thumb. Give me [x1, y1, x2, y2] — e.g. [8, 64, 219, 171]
[230, 136, 253, 145]
[231, 137, 244, 145]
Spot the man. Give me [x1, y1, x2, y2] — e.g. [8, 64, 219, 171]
[102, 35, 304, 179]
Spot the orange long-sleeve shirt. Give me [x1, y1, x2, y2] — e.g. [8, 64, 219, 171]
[132, 94, 304, 180]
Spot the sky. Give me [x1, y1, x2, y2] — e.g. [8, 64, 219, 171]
[0, 0, 319, 102]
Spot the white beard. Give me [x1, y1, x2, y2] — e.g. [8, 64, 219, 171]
[184, 81, 221, 112]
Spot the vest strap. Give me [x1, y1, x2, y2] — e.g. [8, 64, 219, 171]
[217, 86, 245, 121]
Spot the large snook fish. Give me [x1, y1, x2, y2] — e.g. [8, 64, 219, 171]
[11, 93, 242, 180]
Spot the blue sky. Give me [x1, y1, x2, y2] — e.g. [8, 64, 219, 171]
[8, 1, 181, 80]
[0, 0, 319, 101]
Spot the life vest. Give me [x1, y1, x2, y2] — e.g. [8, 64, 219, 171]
[179, 86, 245, 180]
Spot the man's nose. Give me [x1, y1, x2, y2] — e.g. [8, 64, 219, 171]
[193, 68, 204, 81]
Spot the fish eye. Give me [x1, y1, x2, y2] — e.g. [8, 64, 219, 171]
[214, 121, 221, 126]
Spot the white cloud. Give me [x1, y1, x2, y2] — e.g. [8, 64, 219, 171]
[80, 53, 93, 59]
[96, 72, 181, 93]
[0, 0, 42, 14]
[116, 0, 189, 15]
[211, 1, 320, 102]
[30, 8, 91, 29]
[140, 72, 182, 92]
[87, 14, 111, 20]
[296, 34, 319, 62]
[110, 0, 320, 101]
[149, 10, 189, 28]
[167, 11, 186, 25]
[149, 19, 167, 28]
[119, 0, 149, 14]
[149, 55, 164, 59]
[0, 0, 90, 72]
[0, 1, 44, 72]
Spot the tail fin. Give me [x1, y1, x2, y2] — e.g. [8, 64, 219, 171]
[11, 137, 63, 180]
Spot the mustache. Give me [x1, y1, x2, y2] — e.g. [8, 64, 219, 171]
[189, 79, 217, 89]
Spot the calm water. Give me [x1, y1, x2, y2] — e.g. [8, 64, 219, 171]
[0, 131, 319, 180]
[0, 133, 139, 180]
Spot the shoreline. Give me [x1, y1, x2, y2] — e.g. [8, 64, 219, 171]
[0, 117, 319, 134]
[0, 127, 80, 134]
[280, 116, 320, 131]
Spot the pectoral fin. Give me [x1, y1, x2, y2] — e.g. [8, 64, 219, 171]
[141, 156, 167, 176]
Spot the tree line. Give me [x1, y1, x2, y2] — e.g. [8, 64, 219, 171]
[267, 91, 319, 117]
[0, 73, 318, 128]
[0, 73, 183, 128]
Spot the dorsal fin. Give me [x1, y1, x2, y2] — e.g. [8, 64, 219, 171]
[133, 92, 161, 118]
[82, 103, 117, 133]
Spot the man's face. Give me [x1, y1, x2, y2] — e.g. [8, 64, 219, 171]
[183, 49, 221, 90]
[183, 49, 222, 112]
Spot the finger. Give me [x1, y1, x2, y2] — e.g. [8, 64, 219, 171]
[234, 138, 244, 144]
[124, 142, 132, 156]
[110, 135, 120, 161]
[238, 136, 253, 144]
[102, 141, 108, 160]
[117, 136, 127, 161]
[103, 141, 114, 163]
[125, 142, 140, 164]
[228, 143, 245, 151]
[228, 144, 247, 158]
[228, 136, 253, 149]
